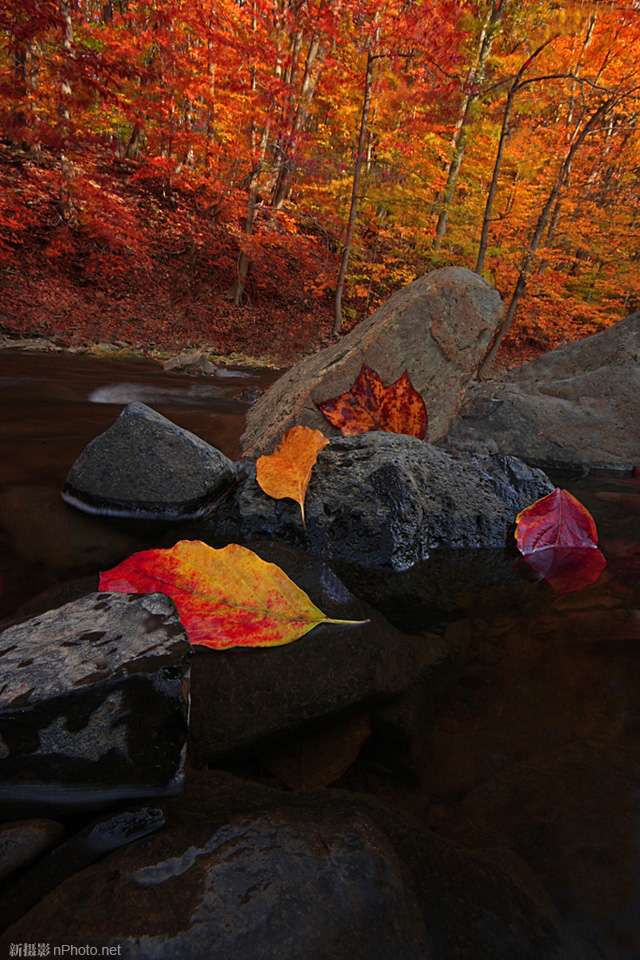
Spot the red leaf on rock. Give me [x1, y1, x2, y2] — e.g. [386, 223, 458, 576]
[515, 488, 605, 593]
[317, 364, 427, 439]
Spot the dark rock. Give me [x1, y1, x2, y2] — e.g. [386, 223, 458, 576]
[61, 401, 236, 519]
[0, 592, 190, 814]
[0, 819, 64, 881]
[188, 541, 450, 765]
[241, 267, 504, 456]
[204, 434, 554, 570]
[445, 311, 640, 472]
[0, 807, 164, 933]
[439, 741, 640, 958]
[0, 771, 597, 960]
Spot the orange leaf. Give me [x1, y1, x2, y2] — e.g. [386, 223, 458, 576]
[256, 425, 329, 528]
[515, 489, 605, 593]
[317, 364, 427, 439]
[99, 541, 367, 650]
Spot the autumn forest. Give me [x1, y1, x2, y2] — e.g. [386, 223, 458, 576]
[1, 0, 639, 366]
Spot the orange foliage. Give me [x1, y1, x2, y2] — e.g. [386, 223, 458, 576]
[0, 0, 639, 363]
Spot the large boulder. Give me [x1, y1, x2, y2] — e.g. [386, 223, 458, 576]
[188, 541, 450, 765]
[205, 434, 554, 570]
[445, 312, 640, 472]
[62, 401, 236, 519]
[0, 771, 597, 960]
[241, 267, 504, 456]
[0, 592, 190, 814]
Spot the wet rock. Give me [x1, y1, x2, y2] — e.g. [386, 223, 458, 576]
[188, 541, 450, 765]
[0, 592, 190, 814]
[205, 434, 554, 570]
[162, 350, 218, 375]
[0, 819, 64, 881]
[241, 267, 504, 456]
[445, 311, 640, 472]
[62, 401, 236, 519]
[0, 807, 164, 933]
[0, 771, 597, 960]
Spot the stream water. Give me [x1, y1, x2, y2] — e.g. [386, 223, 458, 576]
[1, 350, 640, 958]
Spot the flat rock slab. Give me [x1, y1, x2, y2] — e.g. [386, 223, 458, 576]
[0, 592, 190, 812]
[62, 401, 236, 519]
[446, 311, 640, 472]
[188, 541, 450, 764]
[206, 434, 554, 570]
[1, 771, 597, 960]
[241, 266, 503, 456]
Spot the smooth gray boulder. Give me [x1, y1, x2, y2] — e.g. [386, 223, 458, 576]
[205, 434, 554, 570]
[445, 312, 640, 472]
[241, 267, 504, 456]
[0, 592, 190, 812]
[0, 771, 597, 960]
[62, 401, 236, 519]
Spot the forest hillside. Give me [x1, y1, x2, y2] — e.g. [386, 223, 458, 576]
[1, 0, 639, 367]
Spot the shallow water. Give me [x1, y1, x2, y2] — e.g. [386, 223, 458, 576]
[1, 350, 640, 958]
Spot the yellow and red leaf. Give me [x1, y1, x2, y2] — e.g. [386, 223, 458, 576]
[99, 540, 366, 649]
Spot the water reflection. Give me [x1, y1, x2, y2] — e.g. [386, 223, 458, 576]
[1, 350, 640, 958]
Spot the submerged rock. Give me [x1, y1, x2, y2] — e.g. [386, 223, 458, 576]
[241, 266, 504, 456]
[188, 541, 450, 765]
[445, 311, 640, 472]
[205, 434, 554, 570]
[0, 771, 597, 960]
[62, 401, 236, 519]
[0, 592, 190, 814]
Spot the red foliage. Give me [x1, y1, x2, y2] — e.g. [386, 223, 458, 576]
[515, 489, 606, 593]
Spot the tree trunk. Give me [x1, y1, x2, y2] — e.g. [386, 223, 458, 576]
[58, 0, 74, 126]
[475, 38, 554, 275]
[333, 50, 375, 336]
[478, 97, 616, 378]
[272, 37, 322, 209]
[433, 0, 504, 246]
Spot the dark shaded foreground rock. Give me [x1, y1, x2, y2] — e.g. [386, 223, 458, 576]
[438, 741, 640, 959]
[241, 267, 504, 456]
[188, 541, 450, 765]
[0, 807, 165, 933]
[0, 771, 597, 960]
[62, 401, 236, 519]
[0, 818, 64, 880]
[445, 311, 640, 472]
[0, 592, 190, 813]
[205, 434, 554, 570]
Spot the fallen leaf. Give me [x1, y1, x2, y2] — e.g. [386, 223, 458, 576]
[516, 488, 599, 554]
[262, 714, 371, 790]
[515, 489, 605, 593]
[99, 540, 367, 649]
[256, 425, 329, 528]
[317, 363, 427, 439]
